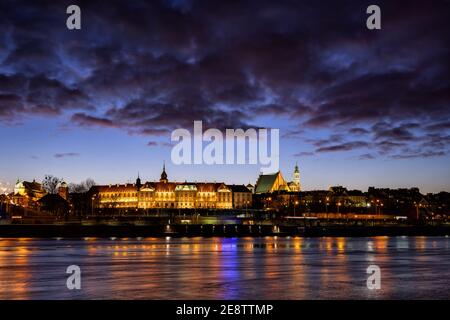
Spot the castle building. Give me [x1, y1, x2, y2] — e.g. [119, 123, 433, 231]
[91, 164, 253, 210]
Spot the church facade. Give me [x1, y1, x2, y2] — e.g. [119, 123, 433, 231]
[255, 164, 301, 194]
[92, 164, 252, 210]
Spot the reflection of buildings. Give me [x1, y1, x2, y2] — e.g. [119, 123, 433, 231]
[91, 164, 252, 210]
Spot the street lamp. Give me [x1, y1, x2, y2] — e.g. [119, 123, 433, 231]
[91, 195, 96, 216]
[294, 200, 299, 217]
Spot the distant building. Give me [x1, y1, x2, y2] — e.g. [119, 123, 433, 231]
[326, 186, 366, 207]
[38, 194, 70, 216]
[69, 192, 91, 218]
[346, 190, 367, 207]
[288, 163, 301, 192]
[58, 181, 69, 200]
[12, 179, 46, 207]
[228, 185, 252, 209]
[91, 164, 236, 210]
[255, 171, 290, 194]
[255, 164, 301, 195]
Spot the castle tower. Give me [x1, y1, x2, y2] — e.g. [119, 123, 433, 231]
[160, 162, 168, 183]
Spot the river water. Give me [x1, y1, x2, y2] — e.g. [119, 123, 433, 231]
[0, 236, 449, 299]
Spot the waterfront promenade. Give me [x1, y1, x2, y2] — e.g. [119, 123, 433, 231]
[1, 223, 449, 238]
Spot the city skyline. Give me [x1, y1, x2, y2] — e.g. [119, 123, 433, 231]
[2, 159, 448, 195]
[1, 0, 450, 193]
[1, 1, 450, 305]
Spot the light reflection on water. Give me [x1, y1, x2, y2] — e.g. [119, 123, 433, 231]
[0, 236, 449, 300]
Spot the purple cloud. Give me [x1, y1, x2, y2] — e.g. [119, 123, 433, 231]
[0, 0, 448, 160]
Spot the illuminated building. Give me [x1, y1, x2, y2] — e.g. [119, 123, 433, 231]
[12, 179, 46, 207]
[91, 164, 251, 210]
[288, 163, 301, 192]
[255, 164, 301, 194]
[58, 181, 69, 200]
[255, 171, 290, 194]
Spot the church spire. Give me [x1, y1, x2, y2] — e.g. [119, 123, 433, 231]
[293, 162, 301, 191]
[160, 161, 168, 183]
[136, 172, 142, 190]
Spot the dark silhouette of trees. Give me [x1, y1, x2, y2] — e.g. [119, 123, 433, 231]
[68, 178, 96, 193]
[42, 175, 62, 194]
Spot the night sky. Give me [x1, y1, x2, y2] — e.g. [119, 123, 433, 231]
[0, 0, 449, 193]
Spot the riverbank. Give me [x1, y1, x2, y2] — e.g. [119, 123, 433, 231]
[0, 224, 449, 238]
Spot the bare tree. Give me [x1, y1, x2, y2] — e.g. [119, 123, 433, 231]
[85, 178, 96, 190]
[68, 183, 86, 193]
[42, 175, 62, 194]
[68, 178, 97, 193]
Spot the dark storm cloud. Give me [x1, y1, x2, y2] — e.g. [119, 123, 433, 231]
[373, 123, 419, 141]
[71, 113, 117, 128]
[426, 122, 450, 131]
[0, 73, 93, 121]
[391, 151, 445, 160]
[0, 0, 449, 158]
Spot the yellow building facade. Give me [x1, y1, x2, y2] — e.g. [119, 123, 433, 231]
[92, 166, 249, 210]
